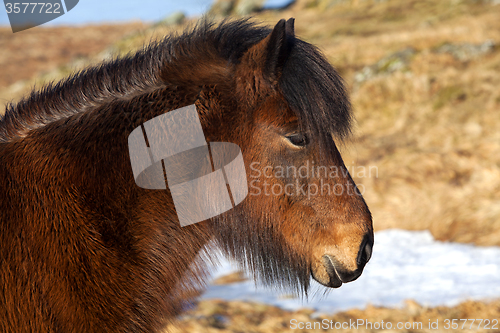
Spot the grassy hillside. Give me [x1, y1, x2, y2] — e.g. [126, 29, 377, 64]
[1, 0, 499, 245]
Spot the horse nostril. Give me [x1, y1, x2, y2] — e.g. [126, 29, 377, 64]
[357, 234, 373, 268]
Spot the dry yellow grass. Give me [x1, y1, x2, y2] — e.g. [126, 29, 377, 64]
[0, 23, 147, 107]
[164, 298, 500, 332]
[1, 0, 499, 246]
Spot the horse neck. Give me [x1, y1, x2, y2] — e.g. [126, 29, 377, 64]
[0, 43, 230, 289]
[1, 81, 216, 326]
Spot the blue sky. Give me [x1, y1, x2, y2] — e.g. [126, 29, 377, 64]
[1, 0, 213, 26]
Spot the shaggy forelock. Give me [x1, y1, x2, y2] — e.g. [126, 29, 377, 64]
[279, 39, 352, 156]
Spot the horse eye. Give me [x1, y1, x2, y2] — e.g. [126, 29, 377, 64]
[286, 133, 309, 147]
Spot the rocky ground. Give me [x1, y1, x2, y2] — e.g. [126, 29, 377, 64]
[164, 298, 500, 332]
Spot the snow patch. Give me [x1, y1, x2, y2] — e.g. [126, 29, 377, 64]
[202, 229, 500, 313]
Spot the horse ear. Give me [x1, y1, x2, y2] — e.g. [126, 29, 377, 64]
[263, 18, 295, 80]
[236, 18, 295, 104]
[238, 18, 295, 85]
[285, 18, 295, 38]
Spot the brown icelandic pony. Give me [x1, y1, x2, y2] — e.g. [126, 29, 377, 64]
[0, 18, 373, 332]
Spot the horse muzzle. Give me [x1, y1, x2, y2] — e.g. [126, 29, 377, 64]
[313, 234, 373, 288]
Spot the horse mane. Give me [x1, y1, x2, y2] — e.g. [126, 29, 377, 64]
[0, 18, 351, 149]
